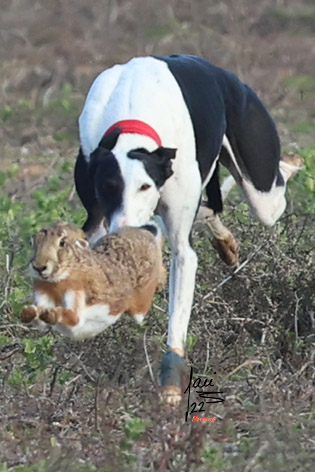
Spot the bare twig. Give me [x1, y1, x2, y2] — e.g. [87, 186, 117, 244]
[49, 366, 61, 397]
[309, 310, 315, 333]
[156, 427, 187, 472]
[143, 328, 155, 384]
[62, 345, 96, 383]
[203, 340, 210, 374]
[1, 253, 14, 310]
[0, 324, 31, 331]
[294, 293, 302, 342]
[94, 374, 100, 432]
[68, 184, 76, 202]
[203, 242, 267, 301]
[0, 345, 22, 360]
[221, 359, 263, 386]
[243, 441, 269, 472]
[153, 303, 166, 313]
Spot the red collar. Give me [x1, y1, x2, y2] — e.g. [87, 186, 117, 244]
[104, 120, 162, 147]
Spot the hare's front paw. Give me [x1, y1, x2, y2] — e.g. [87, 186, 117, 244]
[40, 308, 59, 325]
[21, 305, 38, 323]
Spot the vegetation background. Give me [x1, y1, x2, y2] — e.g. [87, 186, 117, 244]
[0, 0, 314, 470]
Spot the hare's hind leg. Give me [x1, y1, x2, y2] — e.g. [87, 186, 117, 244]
[129, 279, 160, 323]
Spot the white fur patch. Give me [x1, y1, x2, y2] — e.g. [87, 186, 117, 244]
[109, 158, 159, 231]
[201, 156, 219, 190]
[242, 177, 286, 226]
[62, 290, 77, 309]
[54, 304, 120, 340]
[222, 134, 243, 178]
[31, 292, 55, 331]
[132, 314, 145, 324]
[34, 291, 55, 308]
[221, 175, 236, 201]
[79, 57, 193, 157]
[221, 134, 287, 226]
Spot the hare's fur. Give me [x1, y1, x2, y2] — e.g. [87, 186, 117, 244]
[21, 221, 165, 339]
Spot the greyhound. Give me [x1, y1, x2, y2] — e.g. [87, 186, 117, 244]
[75, 55, 302, 404]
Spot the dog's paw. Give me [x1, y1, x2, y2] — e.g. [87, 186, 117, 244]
[21, 305, 38, 323]
[212, 233, 239, 266]
[160, 350, 186, 406]
[40, 309, 58, 325]
[160, 386, 182, 406]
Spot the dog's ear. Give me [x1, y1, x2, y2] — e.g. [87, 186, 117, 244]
[154, 147, 177, 161]
[98, 127, 121, 151]
[128, 147, 177, 188]
[89, 146, 112, 180]
[150, 147, 177, 184]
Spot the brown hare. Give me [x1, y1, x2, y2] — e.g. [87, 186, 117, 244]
[21, 221, 165, 339]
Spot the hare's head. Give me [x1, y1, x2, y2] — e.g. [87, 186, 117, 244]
[29, 222, 88, 282]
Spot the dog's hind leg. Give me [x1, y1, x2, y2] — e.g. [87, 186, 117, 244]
[196, 163, 239, 266]
[197, 206, 239, 266]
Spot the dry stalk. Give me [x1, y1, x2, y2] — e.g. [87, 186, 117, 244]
[203, 242, 268, 301]
[221, 359, 263, 386]
[143, 328, 155, 384]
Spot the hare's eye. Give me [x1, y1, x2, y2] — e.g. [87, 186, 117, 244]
[59, 238, 67, 247]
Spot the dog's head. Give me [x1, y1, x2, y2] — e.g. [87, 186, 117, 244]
[89, 128, 176, 230]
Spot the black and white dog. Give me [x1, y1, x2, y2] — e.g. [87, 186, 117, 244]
[75, 55, 302, 404]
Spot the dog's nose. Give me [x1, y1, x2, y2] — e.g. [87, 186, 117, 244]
[32, 264, 47, 274]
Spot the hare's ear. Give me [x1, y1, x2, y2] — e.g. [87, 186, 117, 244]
[75, 239, 89, 249]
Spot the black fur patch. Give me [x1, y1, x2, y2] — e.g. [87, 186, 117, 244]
[128, 147, 176, 189]
[205, 163, 223, 214]
[141, 224, 158, 236]
[74, 147, 104, 234]
[89, 146, 124, 222]
[155, 55, 280, 193]
[98, 127, 122, 151]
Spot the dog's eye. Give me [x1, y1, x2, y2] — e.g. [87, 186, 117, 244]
[140, 184, 151, 191]
[59, 238, 67, 247]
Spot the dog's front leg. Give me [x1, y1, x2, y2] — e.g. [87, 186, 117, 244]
[159, 172, 201, 406]
[160, 241, 198, 405]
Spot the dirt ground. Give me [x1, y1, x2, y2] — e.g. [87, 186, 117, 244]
[0, 1, 315, 471]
